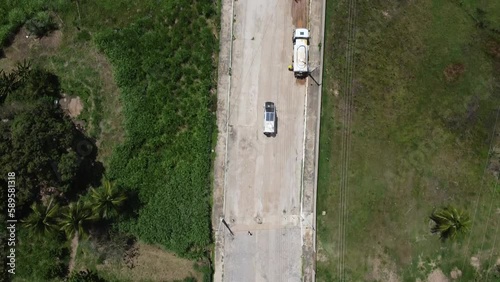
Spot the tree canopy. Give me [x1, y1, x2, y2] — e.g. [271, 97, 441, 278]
[0, 63, 92, 209]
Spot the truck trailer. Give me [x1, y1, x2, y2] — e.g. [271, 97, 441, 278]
[292, 28, 310, 78]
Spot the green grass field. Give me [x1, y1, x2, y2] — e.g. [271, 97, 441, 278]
[317, 0, 500, 281]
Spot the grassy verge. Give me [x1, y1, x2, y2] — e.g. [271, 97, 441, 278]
[317, 0, 500, 280]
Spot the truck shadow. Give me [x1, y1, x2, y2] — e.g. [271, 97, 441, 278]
[272, 115, 278, 138]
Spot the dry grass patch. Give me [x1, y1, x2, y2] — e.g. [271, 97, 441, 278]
[96, 243, 202, 282]
[365, 248, 401, 282]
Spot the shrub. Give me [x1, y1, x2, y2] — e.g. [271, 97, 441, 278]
[25, 11, 57, 38]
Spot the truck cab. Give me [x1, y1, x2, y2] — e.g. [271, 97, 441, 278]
[263, 102, 276, 137]
[292, 28, 310, 78]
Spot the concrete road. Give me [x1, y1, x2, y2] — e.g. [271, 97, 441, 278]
[219, 0, 308, 281]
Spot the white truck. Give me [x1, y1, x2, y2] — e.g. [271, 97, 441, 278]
[263, 102, 276, 137]
[292, 28, 310, 78]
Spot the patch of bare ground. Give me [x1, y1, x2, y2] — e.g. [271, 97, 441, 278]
[443, 63, 465, 82]
[59, 94, 84, 118]
[68, 234, 80, 275]
[427, 268, 449, 282]
[291, 0, 307, 28]
[449, 267, 462, 280]
[470, 256, 480, 271]
[365, 249, 401, 282]
[96, 243, 202, 281]
[316, 245, 328, 263]
[486, 40, 500, 59]
[0, 27, 62, 71]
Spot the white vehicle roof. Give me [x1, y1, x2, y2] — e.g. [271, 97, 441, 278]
[293, 40, 308, 73]
[264, 102, 275, 133]
[294, 28, 309, 39]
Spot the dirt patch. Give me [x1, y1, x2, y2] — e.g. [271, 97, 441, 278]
[296, 77, 307, 85]
[97, 243, 201, 281]
[59, 95, 84, 118]
[486, 40, 500, 59]
[450, 267, 462, 279]
[68, 234, 79, 275]
[427, 268, 449, 282]
[0, 27, 62, 71]
[470, 256, 480, 271]
[443, 63, 465, 82]
[366, 250, 401, 282]
[316, 246, 328, 262]
[292, 0, 308, 28]
[39, 29, 63, 49]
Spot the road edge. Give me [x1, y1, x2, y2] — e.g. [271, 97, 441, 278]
[212, 0, 234, 281]
[301, 0, 326, 281]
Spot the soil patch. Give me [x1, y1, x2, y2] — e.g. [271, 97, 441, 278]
[39, 29, 63, 49]
[427, 268, 449, 282]
[59, 95, 84, 118]
[470, 256, 480, 271]
[450, 267, 462, 279]
[292, 0, 308, 28]
[366, 249, 400, 282]
[68, 234, 79, 275]
[486, 40, 500, 59]
[443, 63, 465, 82]
[0, 27, 62, 71]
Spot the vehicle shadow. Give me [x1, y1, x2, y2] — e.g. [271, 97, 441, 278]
[272, 115, 278, 138]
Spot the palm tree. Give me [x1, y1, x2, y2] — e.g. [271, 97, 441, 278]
[59, 199, 93, 239]
[22, 198, 60, 237]
[59, 199, 93, 275]
[90, 178, 127, 220]
[430, 206, 471, 241]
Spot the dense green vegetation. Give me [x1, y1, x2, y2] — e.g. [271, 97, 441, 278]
[318, 0, 500, 281]
[94, 2, 219, 258]
[15, 229, 69, 280]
